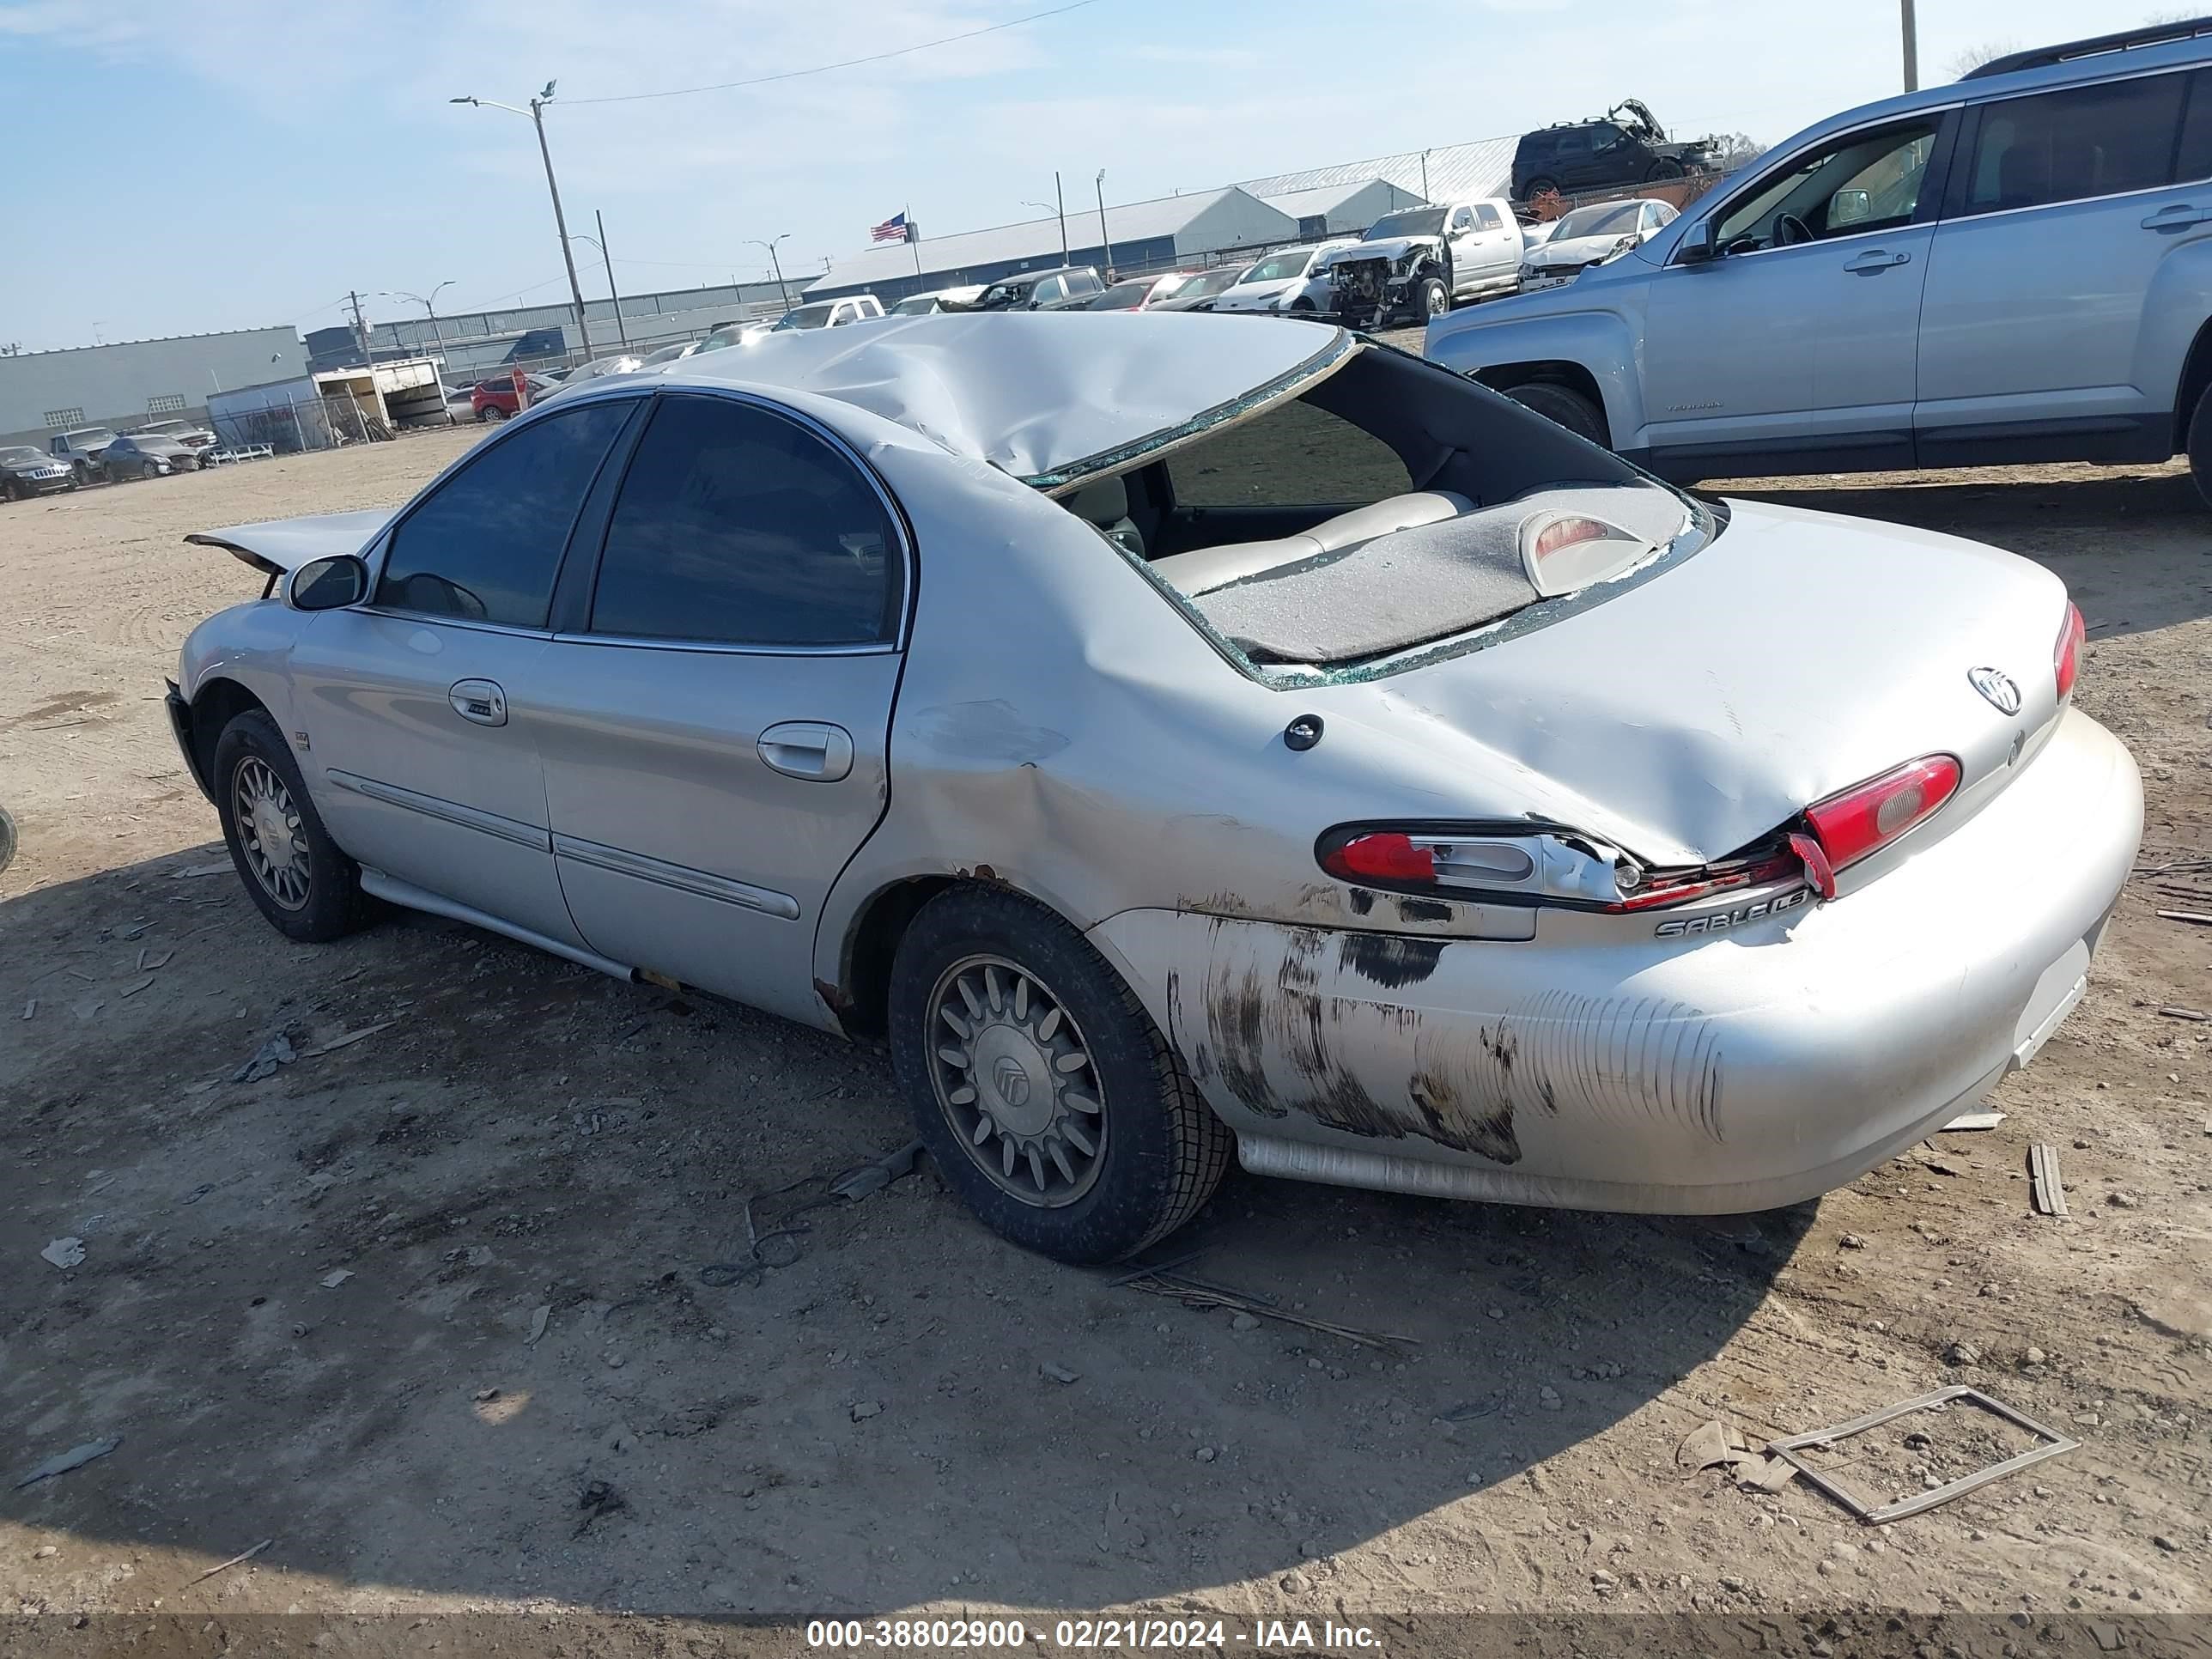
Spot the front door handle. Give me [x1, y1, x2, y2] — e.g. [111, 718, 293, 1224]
[757, 721, 854, 782]
[1844, 249, 1911, 273]
[2142, 204, 2212, 230]
[448, 678, 507, 726]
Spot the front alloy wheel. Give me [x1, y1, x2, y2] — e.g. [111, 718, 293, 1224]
[232, 755, 310, 910]
[928, 955, 1104, 1206]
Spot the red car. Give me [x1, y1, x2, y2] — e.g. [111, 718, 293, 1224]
[470, 380, 523, 422]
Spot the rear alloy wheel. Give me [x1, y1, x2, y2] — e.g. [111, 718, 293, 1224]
[477, 405, 506, 423]
[212, 708, 370, 943]
[1505, 381, 1608, 447]
[1415, 276, 1450, 319]
[2186, 379, 2212, 508]
[890, 887, 1231, 1263]
[1523, 176, 1561, 201]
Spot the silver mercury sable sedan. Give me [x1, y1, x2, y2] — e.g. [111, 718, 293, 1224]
[166, 313, 2142, 1263]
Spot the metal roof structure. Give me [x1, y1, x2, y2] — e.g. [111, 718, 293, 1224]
[1256, 179, 1424, 225]
[806, 186, 1293, 296]
[1242, 134, 1520, 207]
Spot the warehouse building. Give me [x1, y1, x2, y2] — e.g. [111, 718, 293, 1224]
[804, 185, 1298, 306]
[1255, 179, 1425, 238]
[0, 326, 306, 452]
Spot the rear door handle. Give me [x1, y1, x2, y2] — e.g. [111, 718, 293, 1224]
[757, 721, 854, 782]
[2142, 204, 2212, 230]
[448, 679, 507, 726]
[1844, 249, 1911, 272]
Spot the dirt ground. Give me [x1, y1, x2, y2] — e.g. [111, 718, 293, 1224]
[1, 428, 2207, 1653]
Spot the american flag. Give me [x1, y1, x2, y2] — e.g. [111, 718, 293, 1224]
[871, 211, 910, 244]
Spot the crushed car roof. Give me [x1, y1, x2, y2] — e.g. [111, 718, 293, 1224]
[658, 312, 1357, 489]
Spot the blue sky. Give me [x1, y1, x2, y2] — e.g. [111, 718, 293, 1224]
[0, 0, 2133, 349]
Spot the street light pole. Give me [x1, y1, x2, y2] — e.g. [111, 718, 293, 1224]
[1095, 169, 1111, 280]
[450, 86, 594, 359]
[750, 236, 793, 310]
[584, 211, 630, 348]
[1023, 191, 1069, 263]
[1900, 0, 1918, 91]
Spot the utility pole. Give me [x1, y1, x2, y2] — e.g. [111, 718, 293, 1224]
[1095, 169, 1112, 280]
[1055, 171, 1069, 262]
[1420, 149, 1431, 202]
[1900, 0, 1919, 91]
[348, 290, 372, 364]
[591, 210, 630, 348]
[450, 85, 593, 359]
[750, 236, 793, 310]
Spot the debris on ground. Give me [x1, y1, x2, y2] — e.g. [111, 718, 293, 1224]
[1762, 1386, 2077, 1523]
[40, 1237, 85, 1270]
[1943, 1109, 2008, 1132]
[319, 1268, 354, 1289]
[826, 1137, 926, 1201]
[699, 1139, 927, 1288]
[2154, 908, 2212, 926]
[1119, 1261, 1415, 1351]
[2156, 1005, 2209, 1022]
[15, 1437, 121, 1489]
[573, 1480, 626, 1539]
[232, 1031, 295, 1084]
[136, 946, 173, 973]
[21, 999, 34, 1020]
[850, 1400, 884, 1422]
[2029, 1143, 2070, 1218]
[1676, 1419, 1760, 1474]
[298, 1019, 395, 1059]
[1040, 1362, 1080, 1384]
[173, 860, 233, 878]
[526, 1304, 551, 1346]
[186, 1538, 272, 1584]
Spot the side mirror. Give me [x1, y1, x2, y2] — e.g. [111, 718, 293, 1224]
[1027, 298, 1042, 310]
[1675, 219, 1720, 265]
[288, 554, 368, 611]
[1829, 187, 1872, 227]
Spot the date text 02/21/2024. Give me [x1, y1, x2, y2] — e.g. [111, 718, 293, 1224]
[805, 1618, 1382, 1650]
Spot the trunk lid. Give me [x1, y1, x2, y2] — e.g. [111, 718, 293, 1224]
[1347, 499, 2069, 867]
[185, 509, 391, 579]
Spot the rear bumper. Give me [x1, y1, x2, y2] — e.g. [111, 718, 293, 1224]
[1091, 708, 2142, 1215]
[166, 682, 215, 804]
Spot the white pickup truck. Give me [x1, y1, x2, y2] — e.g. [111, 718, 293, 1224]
[1317, 199, 1527, 327]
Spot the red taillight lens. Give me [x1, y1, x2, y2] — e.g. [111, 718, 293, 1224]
[1803, 754, 1961, 871]
[1321, 831, 1437, 884]
[2054, 601, 2084, 701]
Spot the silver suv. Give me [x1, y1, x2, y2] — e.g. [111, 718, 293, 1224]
[1425, 20, 2212, 501]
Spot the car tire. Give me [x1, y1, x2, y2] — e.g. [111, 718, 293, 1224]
[1645, 157, 1686, 181]
[1290, 297, 1315, 313]
[1504, 381, 1608, 447]
[1523, 175, 1561, 200]
[477, 406, 505, 423]
[71, 461, 93, 486]
[3, 478, 21, 503]
[2186, 379, 2212, 508]
[211, 708, 371, 944]
[889, 885, 1232, 1264]
[1415, 276, 1450, 319]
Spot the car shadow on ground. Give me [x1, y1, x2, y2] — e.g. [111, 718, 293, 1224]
[2, 845, 1814, 1617]
[1706, 465, 2212, 643]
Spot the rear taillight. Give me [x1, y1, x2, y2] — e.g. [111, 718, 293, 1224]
[2054, 602, 2084, 701]
[1316, 826, 1800, 915]
[1802, 754, 1960, 872]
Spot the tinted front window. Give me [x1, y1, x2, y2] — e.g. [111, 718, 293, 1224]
[588, 396, 900, 647]
[1962, 72, 2186, 215]
[376, 400, 632, 627]
[1366, 209, 1447, 239]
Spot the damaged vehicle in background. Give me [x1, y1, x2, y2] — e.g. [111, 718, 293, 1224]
[1322, 199, 1524, 326]
[1210, 240, 1358, 313]
[1511, 100, 1715, 201]
[99, 433, 202, 480]
[164, 313, 2140, 1264]
[1518, 198, 1678, 291]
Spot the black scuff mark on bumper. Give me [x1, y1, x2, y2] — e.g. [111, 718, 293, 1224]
[1409, 1069, 1522, 1164]
[165, 682, 214, 803]
[1338, 932, 1446, 988]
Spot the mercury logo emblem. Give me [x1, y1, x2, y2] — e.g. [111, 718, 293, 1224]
[992, 1055, 1031, 1109]
[1968, 665, 2021, 716]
